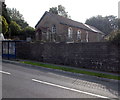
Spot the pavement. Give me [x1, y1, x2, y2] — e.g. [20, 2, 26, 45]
[1, 59, 120, 99]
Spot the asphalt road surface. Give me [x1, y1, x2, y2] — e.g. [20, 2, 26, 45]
[1, 62, 119, 99]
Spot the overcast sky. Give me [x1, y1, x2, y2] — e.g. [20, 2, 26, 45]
[5, 0, 119, 28]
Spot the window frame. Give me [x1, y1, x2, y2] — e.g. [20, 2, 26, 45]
[52, 25, 56, 34]
[68, 27, 73, 38]
[86, 31, 89, 42]
[77, 30, 81, 40]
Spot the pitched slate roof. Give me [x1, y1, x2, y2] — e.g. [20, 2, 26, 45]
[35, 11, 104, 34]
[84, 24, 104, 34]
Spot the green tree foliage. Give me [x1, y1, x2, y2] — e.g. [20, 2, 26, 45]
[9, 21, 21, 37]
[1, 3, 34, 40]
[85, 15, 118, 35]
[112, 31, 120, 45]
[20, 26, 35, 40]
[49, 5, 70, 18]
[49, 7, 58, 14]
[58, 5, 68, 18]
[0, 16, 8, 34]
[7, 8, 28, 29]
[105, 29, 120, 46]
[108, 30, 120, 46]
[2, 2, 11, 24]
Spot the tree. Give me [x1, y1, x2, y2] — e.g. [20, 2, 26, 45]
[49, 5, 70, 18]
[58, 5, 68, 18]
[0, 16, 8, 34]
[1, 2, 11, 38]
[7, 8, 28, 29]
[20, 26, 35, 40]
[2, 2, 11, 24]
[9, 21, 21, 37]
[107, 30, 120, 46]
[85, 15, 118, 35]
[49, 7, 58, 14]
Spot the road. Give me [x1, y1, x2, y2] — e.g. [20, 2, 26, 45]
[1, 62, 119, 99]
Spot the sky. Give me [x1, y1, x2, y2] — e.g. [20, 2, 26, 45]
[5, 0, 119, 28]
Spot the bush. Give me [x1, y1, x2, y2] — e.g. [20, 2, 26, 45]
[9, 21, 21, 37]
[20, 26, 35, 40]
[108, 30, 120, 46]
[0, 16, 8, 34]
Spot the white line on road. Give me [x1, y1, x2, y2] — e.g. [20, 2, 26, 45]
[32, 78, 110, 99]
[0, 70, 11, 75]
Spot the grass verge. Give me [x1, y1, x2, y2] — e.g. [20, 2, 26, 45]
[20, 61, 120, 80]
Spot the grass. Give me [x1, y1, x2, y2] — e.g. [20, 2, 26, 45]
[20, 61, 120, 80]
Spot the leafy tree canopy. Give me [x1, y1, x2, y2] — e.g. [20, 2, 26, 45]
[107, 30, 120, 46]
[20, 26, 35, 40]
[7, 8, 28, 28]
[49, 5, 70, 18]
[21, 26, 35, 36]
[1, 2, 34, 40]
[9, 21, 21, 37]
[2, 2, 11, 24]
[49, 7, 58, 15]
[85, 15, 118, 35]
[0, 15, 8, 34]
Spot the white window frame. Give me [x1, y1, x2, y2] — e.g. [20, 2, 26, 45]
[86, 31, 89, 42]
[46, 31, 49, 40]
[68, 27, 73, 38]
[77, 30, 81, 40]
[52, 25, 56, 34]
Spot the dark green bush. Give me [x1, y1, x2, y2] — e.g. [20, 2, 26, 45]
[108, 30, 120, 46]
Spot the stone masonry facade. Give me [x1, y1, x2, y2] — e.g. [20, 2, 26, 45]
[35, 12, 104, 43]
[16, 42, 119, 73]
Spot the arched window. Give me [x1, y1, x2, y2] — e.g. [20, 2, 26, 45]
[86, 31, 89, 42]
[68, 27, 73, 38]
[52, 25, 56, 34]
[77, 30, 81, 40]
[51, 25, 56, 42]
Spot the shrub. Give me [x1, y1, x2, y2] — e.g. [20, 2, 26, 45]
[108, 30, 120, 46]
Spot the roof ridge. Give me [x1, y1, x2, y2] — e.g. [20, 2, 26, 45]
[35, 11, 104, 34]
[47, 11, 83, 24]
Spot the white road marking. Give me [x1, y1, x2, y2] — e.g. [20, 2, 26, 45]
[0, 70, 11, 75]
[32, 78, 109, 99]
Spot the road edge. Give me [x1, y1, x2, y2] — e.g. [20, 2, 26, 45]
[2, 59, 120, 83]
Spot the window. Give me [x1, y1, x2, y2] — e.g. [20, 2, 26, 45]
[52, 25, 56, 34]
[46, 31, 49, 40]
[77, 30, 81, 40]
[68, 27, 73, 38]
[51, 25, 57, 42]
[86, 31, 89, 42]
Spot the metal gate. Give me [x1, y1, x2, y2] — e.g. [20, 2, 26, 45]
[2, 41, 16, 59]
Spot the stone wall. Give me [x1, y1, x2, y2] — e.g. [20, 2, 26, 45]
[16, 42, 119, 73]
